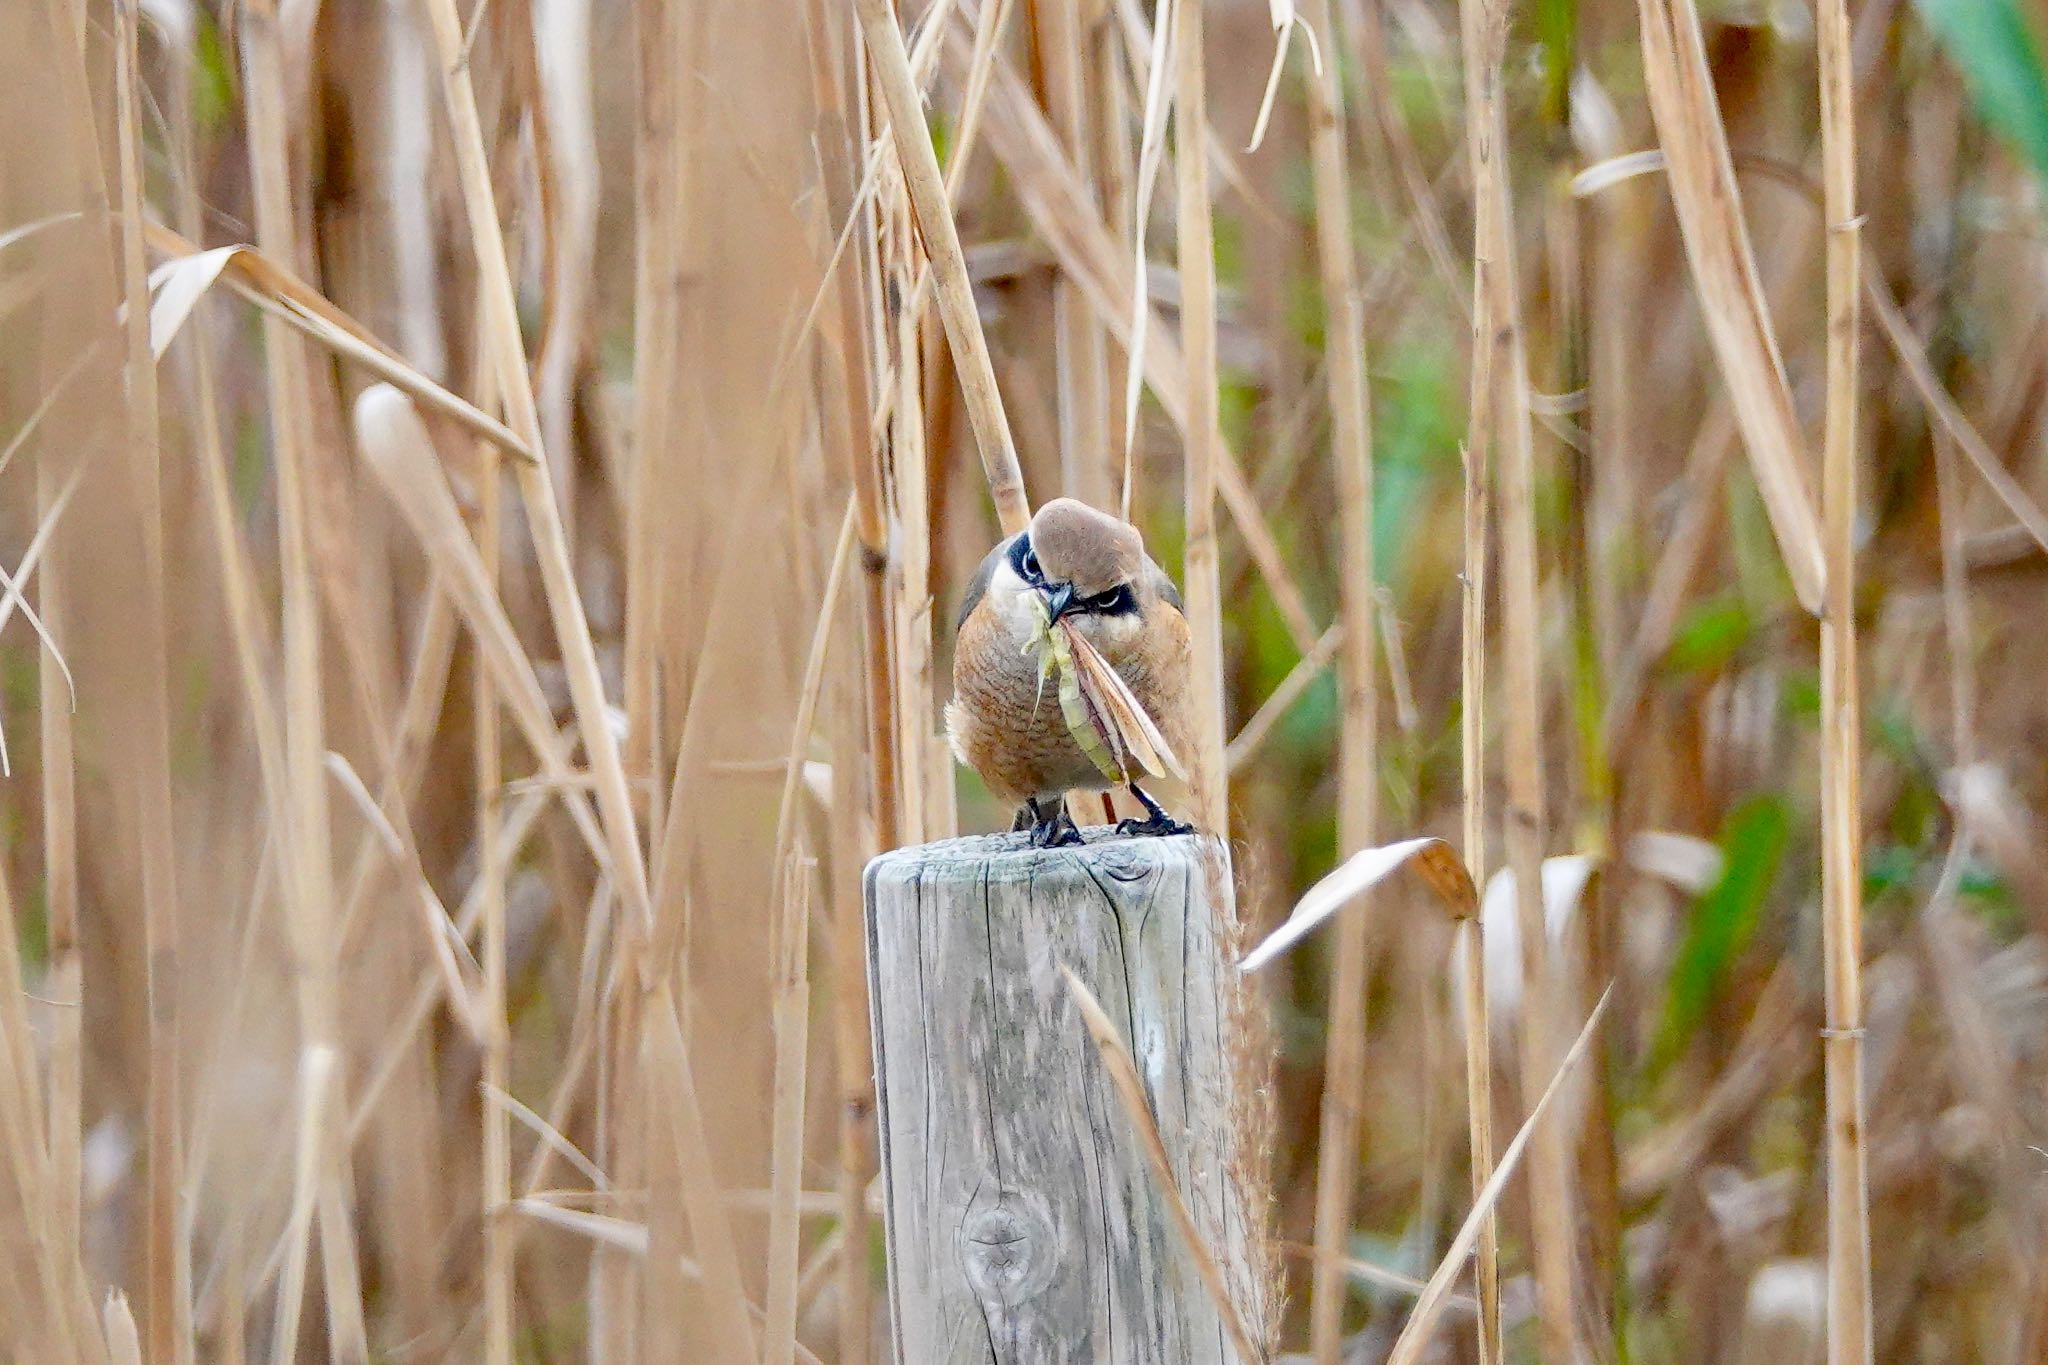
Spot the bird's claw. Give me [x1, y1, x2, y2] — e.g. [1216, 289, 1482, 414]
[1115, 813, 1193, 839]
[1019, 799, 1085, 848]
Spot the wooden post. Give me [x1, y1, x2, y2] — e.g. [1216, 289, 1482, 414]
[865, 830, 1259, 1363]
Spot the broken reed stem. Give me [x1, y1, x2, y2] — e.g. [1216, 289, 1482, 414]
[1174, 0, 1228, 835]
[113, 4, 195, 1357]
[1816, 0, 1872, 1352]
[1299, 0, 1378, 1355]
[1454, 0, 1577, 1350]
[852, 0, 1031, 535]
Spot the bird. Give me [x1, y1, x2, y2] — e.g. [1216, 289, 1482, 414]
[947, 497, 1196, 849]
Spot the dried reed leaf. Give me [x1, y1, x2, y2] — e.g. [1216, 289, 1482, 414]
[1246, 0, 1323, 153]
[1239, 837, 1478, 974]
[142, 225, 533, 464]
[1385, 987, 1613, 1365]
[1062, 967, 1263, 1362]
[1636, 0, 1827, 614]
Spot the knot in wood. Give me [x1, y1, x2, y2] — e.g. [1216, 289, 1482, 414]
[957, 1194, 1054, 1303]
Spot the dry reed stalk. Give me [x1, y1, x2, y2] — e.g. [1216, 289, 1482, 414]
[884, 181, 934, 844]
[1456, 195, 1503, 1363]
[416, 0, 653, 930]
[0, 855, 87, 1362]
[476, 385, 513, 1365]
[270, 1045, 334, 1365]
[813, 417, 879, 1359]
[533, 0, 599, 503]
[1298, 0, 1378, 1354]
[1454, 0, 1576, 1348]
[626, 0, 682, 840]
[852, 0, 1031, 535]
[1035, 0, 1115, 506]
[1862, 276, 2048, 556]
[1815, 0, 1871, 1353]
[1173, 0, 1228, 835]
[764, 861, 812, 1365]
[113, 5, 196, 1355]
[1634, 0, 1826, 615]
[1386, 989, 1612, 1365]
[35, 260, 83, 1352]
[238, 42, 378, 1365]
[1226, 622, 1342, 772]
[644, 987, 760, 1360]
[1064, 968, 1263, 1361]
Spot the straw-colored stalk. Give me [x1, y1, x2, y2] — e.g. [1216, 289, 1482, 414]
[1034, 0, 1114, 506]
[477, 409, 512, 1362]
[1386, 990, 1612, 1365]
[1064, 968, 1263, 1362]
[1456, 171, 1501, 1365]
[415, 0, 653, 929]
[852, 0, 1031, 536]
[114, 5, 197, 1357]
[1454, 0, 1577, 1350]
[764, 861, 812, 1365]
[1174, 0, 1228, 835]
[241, 7, 381, 1354]
[1815, 0, 1871, 1353]
[1298, 0, 1378, 1355]
[885, 178, 934, 843]
[626, 0, 684, 839]
[36, 251, 83, 1349]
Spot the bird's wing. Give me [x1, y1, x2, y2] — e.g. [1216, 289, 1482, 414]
[956, 532, 1020, 633]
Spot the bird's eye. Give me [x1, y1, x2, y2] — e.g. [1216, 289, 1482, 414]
[1087, 586, 1133, 613]
[1021, 551, 1043, 583]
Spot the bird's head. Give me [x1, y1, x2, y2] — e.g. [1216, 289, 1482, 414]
[1005, 498, 1150, 646]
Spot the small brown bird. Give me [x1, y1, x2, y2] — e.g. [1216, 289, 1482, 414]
[947, 497, 1195, 848]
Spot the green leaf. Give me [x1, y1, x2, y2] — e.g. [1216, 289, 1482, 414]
[1663, 594, 1752, 676]
[1915, 0, 2048, 185]
[1654, 796, 1790, 1068]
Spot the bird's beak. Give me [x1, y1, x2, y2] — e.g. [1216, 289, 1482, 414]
[1043, 582, 1077, 625]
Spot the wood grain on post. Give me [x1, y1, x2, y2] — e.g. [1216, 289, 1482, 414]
[865, 830, 1258, 1363]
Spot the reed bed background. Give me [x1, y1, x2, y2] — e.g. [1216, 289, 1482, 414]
[3, 0, 2047, 1359]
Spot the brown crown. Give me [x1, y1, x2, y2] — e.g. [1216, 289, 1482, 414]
[1028, 497, 1143, 596]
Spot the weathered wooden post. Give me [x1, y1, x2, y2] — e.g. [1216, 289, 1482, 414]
[864, 829, 1260, 1363]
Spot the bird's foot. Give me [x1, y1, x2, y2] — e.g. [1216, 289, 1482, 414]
[1116, 784, 1194, 839]
[1024, 806, 1089, 847]
[1024, 799, 1085, 849]
[1115, 812, 1194, 838]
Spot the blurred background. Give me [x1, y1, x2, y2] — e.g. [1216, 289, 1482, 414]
[2, 0, 2047, 1360]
